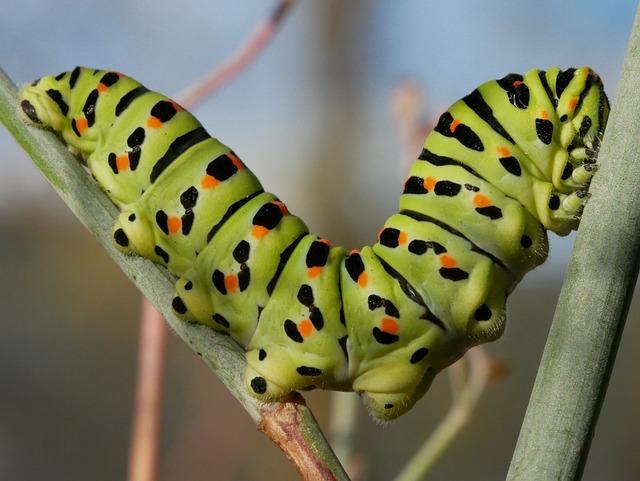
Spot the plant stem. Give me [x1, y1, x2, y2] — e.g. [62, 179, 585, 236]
[0, 67, 349, 481]
[507, 4, 640, 480]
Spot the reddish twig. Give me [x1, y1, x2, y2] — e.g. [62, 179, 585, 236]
[175, 0, 297, 109]
[127, 298, 168, 481]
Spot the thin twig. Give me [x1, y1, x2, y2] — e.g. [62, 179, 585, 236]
[0, 67, 349, 481]
[392, 348, 493, 481]
[175, 0, 297, 108]
[127, 299, 167, 481]
[329, 392, 362, 480]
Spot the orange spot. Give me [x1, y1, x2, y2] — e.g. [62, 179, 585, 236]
[252, 225, 269, 239]
[539, 110, 549, 120]
[75, 117, 88, 135]
[398, 231, 408, 245]
[298, 319, 314, 338]
[513, 80, 523, 87]
[318, 238, 331, 247]
[169, 100, 183, 112]
[357, 272, 368, 288]
[225, 275, 238, 293]
[167, 216, 181, 234]
[473, 193, 492, 208]
[273, 200, 289, 215]
[424, 176, 437, 191]
[380, 317, 399, 335]
[228, 152, 244, 170]
[440, 254, 458, 268]
[568, 96, 578, 110]
[147, 116, 162, 128]
[116, 154, 129, 172]
[97, 83, 108, 93]
[449, 118, 461, 133]
[349, 249, 359, 256]
[201, 175, 220, 189]
[308, 266, 323, 278]
[496, 146, 510, 157]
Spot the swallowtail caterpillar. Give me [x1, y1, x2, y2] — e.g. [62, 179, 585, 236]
[19, 66, 608, 420]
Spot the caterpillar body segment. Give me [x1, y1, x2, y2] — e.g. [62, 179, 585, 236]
[20, 66, 608, 420]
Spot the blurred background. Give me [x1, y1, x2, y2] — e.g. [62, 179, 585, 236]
[1, 1, 639, 480]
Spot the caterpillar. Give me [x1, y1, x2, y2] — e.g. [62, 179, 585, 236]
[19, 66, 608, 421]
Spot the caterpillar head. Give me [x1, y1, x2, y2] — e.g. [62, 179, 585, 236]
[20, 75, 71, 132]
[556, 67, 610, 155]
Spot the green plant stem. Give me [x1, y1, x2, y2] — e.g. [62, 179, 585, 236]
[0, 67, 349, 481]
[507, 5, 640, 480]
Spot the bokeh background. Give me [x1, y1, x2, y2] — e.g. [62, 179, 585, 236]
[1, 1, 639, 480]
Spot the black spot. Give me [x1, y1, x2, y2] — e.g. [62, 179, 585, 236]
[535, 118, 554, 144]
[20, 100, 41, 124]
[115, 86, 149, 116]
[127, 127, 146, 148]
[100, 71, 120, 87]
[384, 301, 399, 318]
[499, 156, 522, 176]
[306, 240, 330, 267]
[474, 304, 492, 321]
[172, 296, 187, 314]
[181, 211, 194, 235]
[107, 153, 118, 173]
[578, 116, 592, 139]
[154, 246, 170, 264]
[434, 112, 484, 151]
[439, 267, 469, 281]
[309, 306, 324, 330]
[155, 210, 169, 235]
[238, 265, 251, 291]
[372, 327, 399, 344]
[403, 176, 428, 194]
[408, 240, 427, 255]
[128, 213, 136, 222]
[180, 186, 199, 209]
[520, 235, 533, 248]
[71, 118, 81, 136]
[114, 228, 129, 247]
[538, 70, 557, 107]
[367, 294, 383, 311]
[379, 228, 401, 247]
[462, 89, 515, 142]
[475, 206, 503, 219]
[297, 284, 314, 307]
[250, 376, 267, 394]
[548, 194, 560, 210]
[497, 73, 530, 109]
[345, 252, 365, 283]
[212, 313, 230, 328]
[465, 183, 480, 192]
[83, 89, 99, 127]
[129, 147, 141, 170]
[258, 349, 267, 361]
[561, 162, 574, 180]
[266, 234, 306, 295]
[150, 127, 210, 183]
[184, 281, 193, 290]
[46, 89, 69, 115]
[384, 403, 394, 409]
[212, 269, 226, 294]
[150, 100, 178, 122]
[284, 319, 304, 343]
[559, 114, 568, 122]
[232, 240, 251, 263]
[54, 72, 66, 81]
[253, 202, 284, 229]
[556, 68, 576, 98]
[434, 180, 462, 196]
[410, 347, 430, 364]
[206, 154, 238, 181]
[69, 67, 81, 89]
[297, 366, 322, 377]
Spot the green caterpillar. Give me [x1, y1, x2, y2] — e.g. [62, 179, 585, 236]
[20, 66, 608, 420]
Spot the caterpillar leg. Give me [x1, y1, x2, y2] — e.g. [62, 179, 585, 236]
[112, 208, 155, 258]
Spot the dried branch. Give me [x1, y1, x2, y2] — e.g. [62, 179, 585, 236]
[175, 0, 297, 108]
[127, 299, 167, 481]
